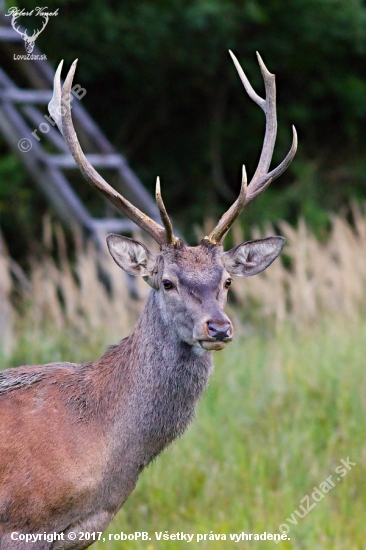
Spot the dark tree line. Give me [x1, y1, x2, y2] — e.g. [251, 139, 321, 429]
[1, 0, 366, 254]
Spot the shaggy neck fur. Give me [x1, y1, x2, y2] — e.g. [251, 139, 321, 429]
[74, 289, 214, 513]
[88, 290, 213, 435]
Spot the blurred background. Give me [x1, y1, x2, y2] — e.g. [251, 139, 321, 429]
[1, 0, 366, 248]
[0, 1, 365, 548]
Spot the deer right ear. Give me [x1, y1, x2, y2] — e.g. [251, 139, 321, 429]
[107, 235, 157, 280]
[223, 237, 285, 277]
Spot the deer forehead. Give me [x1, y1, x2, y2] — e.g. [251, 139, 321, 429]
[161, 244, 227, 286]
[162, 243, 222, 266]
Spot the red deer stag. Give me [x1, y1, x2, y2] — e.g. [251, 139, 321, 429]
[0, 52, 297, 549]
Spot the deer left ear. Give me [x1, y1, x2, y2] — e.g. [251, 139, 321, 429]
[107, 235, 157, 278]
[223, 237, 285, 277]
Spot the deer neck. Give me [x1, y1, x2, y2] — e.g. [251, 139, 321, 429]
[94, 289, 213, 450]
[85, 290, 213, 510]
[128, 290, 212, 429]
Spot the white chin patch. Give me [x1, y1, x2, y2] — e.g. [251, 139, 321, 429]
[192, 343, 208, 356]
[199, 340, 227, 351]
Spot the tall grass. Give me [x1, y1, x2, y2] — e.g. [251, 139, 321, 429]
[0, 219, 148, 364]
[94, 319, 365, 550]
[0, 213, 365, 548]
[2, 207, 366, 353]
[230, 203, 366, 326]
[1, 317, 364, 549]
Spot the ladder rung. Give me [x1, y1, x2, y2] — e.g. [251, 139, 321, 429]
[0, 90, 53, 104]
[46, 154, 124, 169]
[93, 218, 135, 233]
[0, 27, 23, 41]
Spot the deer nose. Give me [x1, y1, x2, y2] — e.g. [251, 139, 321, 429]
[206, 320, 233, 341]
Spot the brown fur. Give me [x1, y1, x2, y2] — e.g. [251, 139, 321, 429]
[0, 239, 284, 549]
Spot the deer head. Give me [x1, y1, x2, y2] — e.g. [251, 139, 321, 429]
[11, 13, 49, 53]
[49, 53, 297, 352]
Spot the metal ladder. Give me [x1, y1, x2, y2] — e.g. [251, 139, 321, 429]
[0, 14, 161, 247]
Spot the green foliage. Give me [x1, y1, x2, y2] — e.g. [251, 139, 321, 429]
[0, 150, 47, 258]
[104, 318, 364, 550]
[2, 317, 365, 548]
[2, 0, 366, 246]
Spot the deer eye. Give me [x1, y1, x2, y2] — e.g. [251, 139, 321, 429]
[224, 278, 232, 289]
[162, 279, 174, 290]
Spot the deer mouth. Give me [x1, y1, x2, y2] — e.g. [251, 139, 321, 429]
[199, 339, 231, 351]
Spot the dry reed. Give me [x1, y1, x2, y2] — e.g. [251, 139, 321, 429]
[0, 230, 14, 355]
[28, 218, 150, 340]
[230, 202, 366, 325]
[1, 207, 366, 356]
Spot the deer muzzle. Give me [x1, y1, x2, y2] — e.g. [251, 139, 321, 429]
[199, 319, 233, 351]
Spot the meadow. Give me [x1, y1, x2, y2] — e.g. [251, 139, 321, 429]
[1, 212, 366, 549]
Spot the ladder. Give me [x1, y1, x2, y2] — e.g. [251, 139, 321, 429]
[0, 14, 161, 248]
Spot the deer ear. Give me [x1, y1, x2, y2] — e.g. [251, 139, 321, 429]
[107, 235, 157, 278]
[223, 237, 284, 277]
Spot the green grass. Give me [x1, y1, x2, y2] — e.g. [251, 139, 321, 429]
[2, 318, 366, 549]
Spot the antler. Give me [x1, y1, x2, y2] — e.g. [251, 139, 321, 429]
[28, 14, 49, 42]
[11, 16, 27, 40]
[207, 51, 298, 245]
[48, 60, 178, 247]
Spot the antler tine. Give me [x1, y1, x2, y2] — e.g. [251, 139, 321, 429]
[205, 166, 247, 245]
[11, 20, 27, 40]
[245, 125, 298, 205]
[48, 60, 171, 246]
[155, 177, 179, 245]
[32, 15, 49, 38]
[28, 16, 48, 40]
[48, 60, 63, 131]
[228, 50, 265, 110]
[208, 52, 297, 244]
